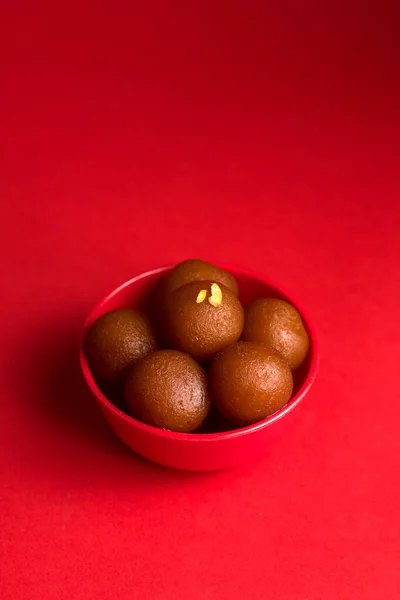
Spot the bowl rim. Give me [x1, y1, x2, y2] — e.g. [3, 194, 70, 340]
[79, 263, 319, 442]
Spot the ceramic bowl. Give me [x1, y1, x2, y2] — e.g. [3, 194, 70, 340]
[79, 264, 319, 470]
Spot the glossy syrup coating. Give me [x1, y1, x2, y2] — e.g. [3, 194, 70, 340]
[125, 350, 210, 432]
[161, 280, 244, 362]
[209, 341, 293, 425]
[162, 259, 239, 297]
[242, 298, 309, 370]
[84, 308, 159, 383]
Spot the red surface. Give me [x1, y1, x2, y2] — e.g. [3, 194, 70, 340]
[80, 265, 319, 470]
[1, 0, 399, 598]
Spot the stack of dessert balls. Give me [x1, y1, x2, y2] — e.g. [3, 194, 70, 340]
[84, 260, 309, 433]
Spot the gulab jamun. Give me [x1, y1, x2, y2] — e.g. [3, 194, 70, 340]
[125, 350, 210, 432]
[161, 280, 244, 362]
[84, 308, 158, 383]
[209, 341, 293, 425]
[162, 259, 239, 297]
[242, 298, 309, 370]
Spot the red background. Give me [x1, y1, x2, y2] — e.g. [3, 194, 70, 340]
[1, 1, 399, 598]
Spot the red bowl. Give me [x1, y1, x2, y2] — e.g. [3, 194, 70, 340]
[79, 264, 319, 470]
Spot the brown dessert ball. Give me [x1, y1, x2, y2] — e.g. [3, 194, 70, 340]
[209, 341, 293, 425]
[242, 298, 309, 370]
[125, 350, 210, 432]
[163, 259, 239, 297]
[162, 280, 244, 362]
[84, 308, 158, 383]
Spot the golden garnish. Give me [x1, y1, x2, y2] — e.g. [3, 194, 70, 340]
[196, 289, 207, 303]
[208, 283, 222, 307]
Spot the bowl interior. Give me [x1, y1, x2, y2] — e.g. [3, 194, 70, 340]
[81, 264, 318, 436]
